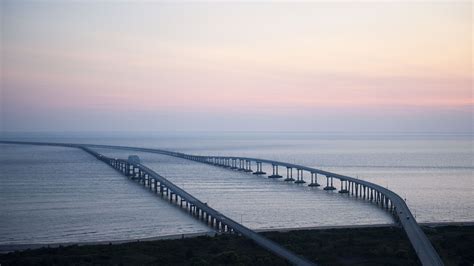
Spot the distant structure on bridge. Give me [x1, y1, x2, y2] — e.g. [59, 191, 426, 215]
[128, 155, 140, 165]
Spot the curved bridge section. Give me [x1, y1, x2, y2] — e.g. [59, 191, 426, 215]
[0, 140, 443, 266]
[181, 155, 443, 266]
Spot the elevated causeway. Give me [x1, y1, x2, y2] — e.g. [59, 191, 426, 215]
[0, 140, 444, 266]
[79, 146, 314, 266]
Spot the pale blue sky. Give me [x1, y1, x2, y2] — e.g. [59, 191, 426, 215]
[1, 1, 472, 133]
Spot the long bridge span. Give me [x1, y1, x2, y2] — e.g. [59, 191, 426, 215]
[0, 140, 444, 266]
[79, 146, 313, 266]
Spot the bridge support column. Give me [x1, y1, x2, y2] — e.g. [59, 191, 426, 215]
[230, 159, 237, 170]
[339, 179, 349, 193]
[308, 172, 320, 187]
[284, 167, 295, 182]
[237, 159, 244, 171]
[253, 162, 266, 175]
[244, 160, 253, 172]
[324, 176, 336, 190]
[269, 164, 282, 178]
[294, 169, 306, 184]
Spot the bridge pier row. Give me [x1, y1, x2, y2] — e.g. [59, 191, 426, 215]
[230, 159, 237, 170]
[308, 172, 320, 187]
[253, 162, 266, 175]
[268, 164, 282, 178]
[284, 167, 295, 182]
[294, 169, 306, 184]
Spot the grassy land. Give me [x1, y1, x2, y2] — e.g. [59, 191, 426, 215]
[1, 225, 472, 266]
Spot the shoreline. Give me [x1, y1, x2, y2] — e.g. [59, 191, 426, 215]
[1, 221, 472, 254]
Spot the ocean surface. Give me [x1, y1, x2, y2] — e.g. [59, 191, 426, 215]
[0, 132, 473, 246]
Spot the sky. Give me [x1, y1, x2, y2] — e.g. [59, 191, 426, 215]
[1, 1, 472, 133]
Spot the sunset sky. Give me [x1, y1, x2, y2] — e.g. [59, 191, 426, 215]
[1, 1, 472, 132]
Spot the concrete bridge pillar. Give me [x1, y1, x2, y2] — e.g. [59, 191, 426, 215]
[238, 159, 245, 171]
[284, 167, 295, 182]
[269, 164, 282, 178]
[339, 179, 349, 193]
[244, 160, 253, 172]
[308, 172, 320, 187]
[253, 162, 266, 175]
[126, 164, 130, 177]
[324, 176, 336, 190]
[295, 169, 306, 184]
[230, 159, 236, 169]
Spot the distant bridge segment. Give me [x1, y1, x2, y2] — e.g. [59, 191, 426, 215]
[0, 140, 444, 266]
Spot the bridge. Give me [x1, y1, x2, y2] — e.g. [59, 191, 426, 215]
[0, 140, 444, 266]
[79, 146, 313, 266]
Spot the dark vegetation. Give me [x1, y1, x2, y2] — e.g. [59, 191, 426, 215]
[1, 225, 472, 266]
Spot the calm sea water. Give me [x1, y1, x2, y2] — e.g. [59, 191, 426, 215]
[0, 132, 472, 245]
